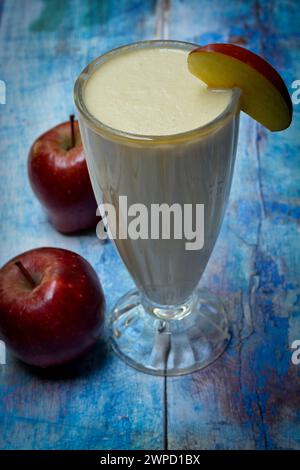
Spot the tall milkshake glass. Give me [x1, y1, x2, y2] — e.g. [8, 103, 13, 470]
[74, 40, 240, 375]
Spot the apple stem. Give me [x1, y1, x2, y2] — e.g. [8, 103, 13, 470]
[70, 114, 75, 148]
[15, 261, 36, 289]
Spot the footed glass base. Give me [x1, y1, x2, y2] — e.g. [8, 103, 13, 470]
[110, 288, 231, 376]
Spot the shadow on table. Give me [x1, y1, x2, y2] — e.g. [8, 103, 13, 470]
[17, 338, 110, 382]
[58, 222, 109, 242]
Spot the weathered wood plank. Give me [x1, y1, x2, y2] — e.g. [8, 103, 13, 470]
[1, 0, 299, 451]
[166, 0, 300, 450]
[0, 0, 164, 450]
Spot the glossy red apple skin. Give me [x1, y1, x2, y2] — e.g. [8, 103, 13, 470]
[0, 248, 105, 368]
[28, 120, 98, 233]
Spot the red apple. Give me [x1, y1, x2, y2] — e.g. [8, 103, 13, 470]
[188, 43, 293, 131]
[0, 247, 105, 367]
[28, 116, 98, 233]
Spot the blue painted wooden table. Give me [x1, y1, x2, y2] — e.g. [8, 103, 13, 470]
[0, 0, 299, 450]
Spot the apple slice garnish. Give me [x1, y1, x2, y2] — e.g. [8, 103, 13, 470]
[188, 43, 292, 131]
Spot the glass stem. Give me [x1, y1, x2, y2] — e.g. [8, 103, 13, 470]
[141, 291, 196, 321]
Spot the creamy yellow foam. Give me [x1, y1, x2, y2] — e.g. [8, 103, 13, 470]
[84, 47, 232, 136]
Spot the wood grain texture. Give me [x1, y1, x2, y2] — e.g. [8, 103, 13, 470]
[165, 0, 300, 450]
[0, 0, 299, 450]
[0, 0, 163, 450]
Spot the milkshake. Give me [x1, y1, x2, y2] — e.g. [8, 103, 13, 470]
[84, 46, 232, 135]
[74, 40, 240, 375]
[77, 43, 239, 306]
